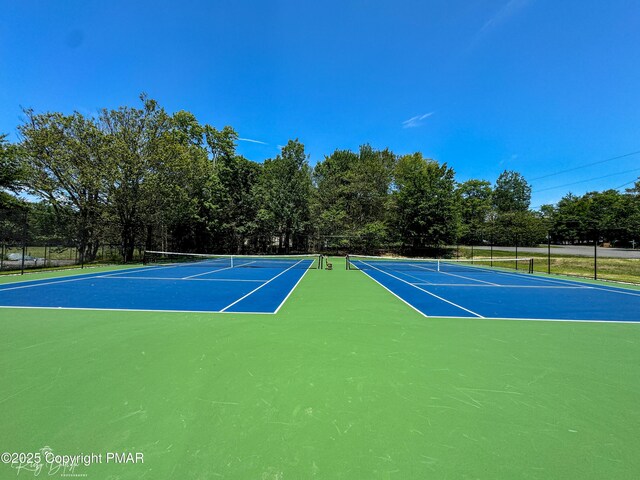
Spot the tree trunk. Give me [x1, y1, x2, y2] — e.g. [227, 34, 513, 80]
[121, 222, 136, 263]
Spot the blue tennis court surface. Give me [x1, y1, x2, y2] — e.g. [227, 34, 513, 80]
[0, 259, 314, 314]
[350, 259, 640, 323]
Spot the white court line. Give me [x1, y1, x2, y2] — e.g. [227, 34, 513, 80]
[101, 263, 191, 276]
[378, 266, 435, 285]
[99, 276, 266, 282]
[0, 276, 100, 292]
[4, 306, 637, 322]
[585, 284, 640, 298]
[359, 260, 484, 318]
[438, 270, 499, 285]
[358, 261, 493, 286]
[466, 267, 589, 287]
[273, 266, 313, 314]
[0, 266, 175, 292]
[357, 269, 428, 318]
[429, 314, 640, 324]
[0, 262, 193, 292]
[411, 283, 592, 289]
[182, 263, 238, 279]
[0, 305, 274, 315]
[482, 269, 640, 298]
[397, 261, 498, 286]
[219, 260, 304, 312]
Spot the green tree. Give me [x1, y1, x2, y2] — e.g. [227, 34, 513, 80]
[312, 149, 356, 247]
[99, 96, 172, 261]
[550, 189, 632, 245]
[585, 189, 627, 245]
[201, 124, 264, 253]
[457, 179, 492, 244]
[490, 210, 547, 246]
[204, 125, 238, 167]
[144, 111, 213, 253]
[18, 110, 107, 261]
[550, 193, 588, 243]
[26, 201, 77, 246]
[493, 170, 531, 213]
[209, 154, 261, 253]
[99, 95, 213, 261]
[391, 153, 459, 252]
[257, 139, 312, 252]
[625, 179, 640, 247]
[0, 134, 23, 208]
[312, 145, 395, 252]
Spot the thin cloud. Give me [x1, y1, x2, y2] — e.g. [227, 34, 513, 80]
[402, 112, 434, 129]
[478, 0, 532, 37]
[238, 137, 268, 145]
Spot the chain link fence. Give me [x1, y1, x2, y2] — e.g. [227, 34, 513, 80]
[312, 232, 640, 284]
[453, 242, 640, 284]
[0, 208, 144, 275]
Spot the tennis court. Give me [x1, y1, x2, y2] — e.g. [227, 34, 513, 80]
[0, 252, 321, 314]
[1, 255, 640, 479]
[347, 255, 640, 322]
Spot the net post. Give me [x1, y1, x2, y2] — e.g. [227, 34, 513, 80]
[529, 258, 534, 274]
[231, 255, 234, 268]
[345, 255, 350, 270]
[437, 259, 441, 272]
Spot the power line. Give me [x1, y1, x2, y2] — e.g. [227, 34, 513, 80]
[530, 149, 640, 181]
[613, 179, 639, 190]
[533, 167, 640, 193]
[531, 174, 639, 211]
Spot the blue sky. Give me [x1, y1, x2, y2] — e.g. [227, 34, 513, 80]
[1, 0, 639, 208]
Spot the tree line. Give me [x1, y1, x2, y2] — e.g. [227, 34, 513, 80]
[1, 95, 639, 261]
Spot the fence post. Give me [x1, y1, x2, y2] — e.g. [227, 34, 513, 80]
[594, 234, 598, 280]
[490, 234, 494, 267]
[547, 233, 551, 274]
[515, 235, 519, 271]
[21, 210, 28, 275]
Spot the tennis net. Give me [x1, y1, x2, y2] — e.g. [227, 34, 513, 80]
[143, 251, 323, 269]
[346, 255, 533, 274]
